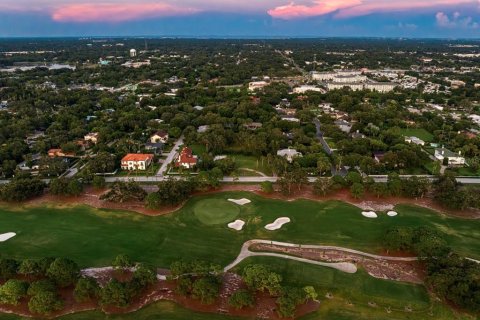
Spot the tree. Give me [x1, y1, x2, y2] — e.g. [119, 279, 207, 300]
[243, 264, 282, 296]
[67, 179, 83, 196]
[46, 258, 80, 288]
[316, 156, 331, 176]
[100, 279, 132, 307]
[345, 171, 363, 185]
[0, 176, 45, 202]
[0, 279, 28, 305]
[112, 254, 134, 271]
[18, 259, 42, 279]
[147, 178, 194, 207]
[74, 277, 100, 302]
[0, 258, 18, 280]
[313, 178, 333, 196]
[350, 183, 365, 199]
[276, 286, 307, 318]
[28, 291, 64, 315]
[229, 289, 255, 309]
[192, 275, 221, 304]
[92, 176, 106, 189]
[260, 181, 274, 194]
[370, 182, 389, 198]
[27, 280, 56, 296]
[132, 264, 157, 288]
[100, 181, 147, 203]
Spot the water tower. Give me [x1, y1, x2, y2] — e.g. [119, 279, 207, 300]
[130, 49, 137, 58]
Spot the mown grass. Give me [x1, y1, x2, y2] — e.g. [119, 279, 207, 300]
[1, 192, 480, 269]
[398, 128, 434, 142]
[0, 192, 479, 319]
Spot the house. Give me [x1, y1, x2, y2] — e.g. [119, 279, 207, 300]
[121, 153, 154, 171]
[248, 81, 269, 92]
[243, 122, 263, 130]
[175, 147, 198, 169]
[405, 136, 425, 146]
[293, 85, 323, 94]
[434, 148, 466, 166]
[84, 132, 99, 144]
[373, 152, 386, 163]
[277, 148, 302, 163]
[150, 131, 169, 144]
[48, 149, 75, 158]
[145, 142, 164, 155]
[197, 125, 210, 133]
[351, 131, 366, 139]
[334, 119, 352, 133]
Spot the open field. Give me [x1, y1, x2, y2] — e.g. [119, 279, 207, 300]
[0, 192, 479, 319]
[1, 192, 480, 268]
[398, 128, 434, 142]
[230, 155, 273, 176]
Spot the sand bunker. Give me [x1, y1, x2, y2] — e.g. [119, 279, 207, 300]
[228, 198, 251, 206]
[361, 211, 378, 218]
[265, 217, 291, 231]
[0, 232, 16, 242]
[228, 220, 246, 231]
[387, 211, 398, 217]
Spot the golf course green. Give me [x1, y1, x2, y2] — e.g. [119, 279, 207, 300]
[0, 191, 478, 319]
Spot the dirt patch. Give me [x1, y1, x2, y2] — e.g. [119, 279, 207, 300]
[251, 243, 425, 284]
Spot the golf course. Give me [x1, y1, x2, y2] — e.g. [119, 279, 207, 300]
[0, 191, 479, 319]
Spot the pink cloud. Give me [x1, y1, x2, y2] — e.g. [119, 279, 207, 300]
[267, 0, 361, 19]
[51, 2, 199, 22]
[268, 0, 477, 19]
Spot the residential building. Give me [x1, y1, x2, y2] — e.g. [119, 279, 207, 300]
[327, 82, 364, 91]
[150, 131, 169, 144]
[364, 82, 396, 93]
[310, 71, 336, 81]
[243, 122, 263, 130]
[405, 136, 425, 146]
[175, 147, 198, 169]
[144, 142, 164, 155]
[48, 149, 75, 158]
[84, 132, 99, 144]
[121, 153, 154, 171]
[434, 148, 466, 166]
[248, 81, 269, 92]
[277, 148, 302, 163]
[334, 119, 352, 133]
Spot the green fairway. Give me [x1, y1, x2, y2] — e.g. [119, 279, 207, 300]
[194, 198, 240, 225]
[399, 128, 434, 142]
[1, 192, 480, 269]
[0, 192, 479, 320]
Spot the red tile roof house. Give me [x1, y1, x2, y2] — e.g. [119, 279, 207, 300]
[121, 154, 154, 171]
[175, 147, 198, 169]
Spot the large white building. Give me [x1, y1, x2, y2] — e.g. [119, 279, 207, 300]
[364, 82, 397, 93]
[293, 85, 323, 94]
[248, 81, 269, 92]
[310, 71, 336, 81]
[434, 148, 466, 166]
[332, 74, 367, 83]
[129, 49, 137, 57]
[327, 82, 364, 91]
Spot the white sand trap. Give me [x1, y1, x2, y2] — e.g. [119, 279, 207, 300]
[228, 198, 251, 206]
[265, 217, 291, 231]
[361, 211, 378, 218]
[228, 220, 245, 231]
[0, 232, 16, 242]
[387, 211, 398, 217]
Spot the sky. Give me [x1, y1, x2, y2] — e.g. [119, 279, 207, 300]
[0, 0, 479, 37]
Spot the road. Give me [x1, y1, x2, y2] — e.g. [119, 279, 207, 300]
[313, 119, 347, 177]
[102, 175, 480, 185]
[156, 136, 184, 177]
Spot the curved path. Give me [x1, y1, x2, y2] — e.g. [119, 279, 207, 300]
[224, 239, 423, 275]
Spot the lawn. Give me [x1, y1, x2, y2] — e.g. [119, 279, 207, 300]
[1, 193, 480, 269]
[399, 128, 434, 142]
[114, 163, 160, 177]
[229, 155, 272, 176]
[0, 193, 479, 320]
